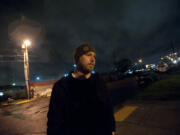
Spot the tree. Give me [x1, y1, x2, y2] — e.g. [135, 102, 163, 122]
[114, 58, 132, 73]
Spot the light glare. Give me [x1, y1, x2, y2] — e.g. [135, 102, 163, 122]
[64, 73, 69, 77]
[24, 40, 31, 46]
[36, 77, 40, 80]
[0, 92, 4, 96]
[173, 60, 177, 64]
[138, 59, 142, 63]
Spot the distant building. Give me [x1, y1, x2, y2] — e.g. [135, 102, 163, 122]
[30, 80, 57, 98]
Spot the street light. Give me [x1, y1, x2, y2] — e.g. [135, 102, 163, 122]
[24, 40, 31, 46]
[138, 59, 143, 63]
[22, 39, 31, 99]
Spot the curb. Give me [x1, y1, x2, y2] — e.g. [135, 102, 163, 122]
[0, 98, 36, 106]
[15, 98, 36, 105]
[0, 96, 50, 107]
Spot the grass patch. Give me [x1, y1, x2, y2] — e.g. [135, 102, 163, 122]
[134, 74, 180, 100]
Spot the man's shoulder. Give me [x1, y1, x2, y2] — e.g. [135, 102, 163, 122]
[54, 74, 72, 87]
[55, 77, 70, 85]
[91, 73, 104, 81]
[51, 75, 72, 95]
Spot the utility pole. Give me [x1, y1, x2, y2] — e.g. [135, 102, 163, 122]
[22, 40, 31, 99]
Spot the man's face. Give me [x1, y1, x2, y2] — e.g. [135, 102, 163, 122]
[77, 51, 96, 73]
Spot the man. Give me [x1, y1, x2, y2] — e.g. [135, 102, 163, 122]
[47, 44, 115, 135]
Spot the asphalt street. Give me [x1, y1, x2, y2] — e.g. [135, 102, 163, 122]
[0, 97, 180, 135]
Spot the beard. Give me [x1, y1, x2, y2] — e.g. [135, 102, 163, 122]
[78, 63, 95, 74]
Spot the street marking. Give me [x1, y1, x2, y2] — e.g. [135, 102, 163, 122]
[15, 99, 35, 105]
[115, 106, 138, 122]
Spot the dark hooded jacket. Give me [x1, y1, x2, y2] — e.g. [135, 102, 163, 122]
[47, 73, 115, 135]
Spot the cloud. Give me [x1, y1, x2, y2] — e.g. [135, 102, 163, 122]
[0, 0, 180, 83]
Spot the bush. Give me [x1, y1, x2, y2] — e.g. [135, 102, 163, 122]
[134, 74, 180, 100]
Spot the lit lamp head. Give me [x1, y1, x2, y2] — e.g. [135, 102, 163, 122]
[22, 40, 31, 49]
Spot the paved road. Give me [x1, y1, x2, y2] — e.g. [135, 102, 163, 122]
[115, 100, 180, 135]
[0, 98, 49, 135]
[0, 97, 180, 135]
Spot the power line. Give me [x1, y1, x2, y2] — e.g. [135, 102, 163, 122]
[0, 54, 36, 57]
[0, 60, 37, 63]
[0, 55, 23, 58]
[0, 60, 24, 63]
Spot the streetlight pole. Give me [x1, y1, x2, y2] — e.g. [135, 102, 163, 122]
[22, 40, 31, 99]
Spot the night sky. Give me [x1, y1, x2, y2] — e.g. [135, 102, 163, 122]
[0, 0, 180, 85]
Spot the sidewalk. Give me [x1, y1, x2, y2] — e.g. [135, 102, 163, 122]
[114, 100, 180, 135]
